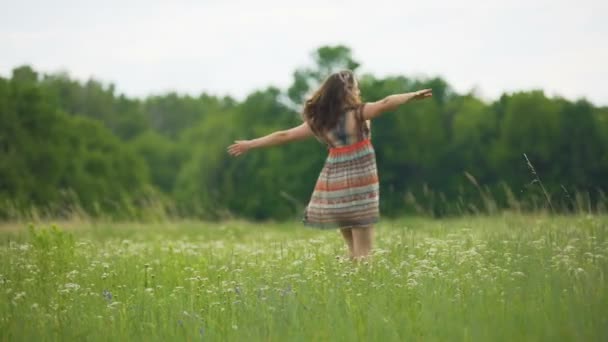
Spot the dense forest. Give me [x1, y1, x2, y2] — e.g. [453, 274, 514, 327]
[1, 46, 607, 221]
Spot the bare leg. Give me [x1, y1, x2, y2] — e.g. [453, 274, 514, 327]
[352, 226, 374, 260]
[340, 228, 354, 259]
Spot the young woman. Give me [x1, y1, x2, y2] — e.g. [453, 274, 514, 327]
[228, 70, 432, 260]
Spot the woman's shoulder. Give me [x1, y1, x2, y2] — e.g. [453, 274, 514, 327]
[344, 103, 367, 120]
[345, 102, 366, 109]
[343, 103, 365, 114]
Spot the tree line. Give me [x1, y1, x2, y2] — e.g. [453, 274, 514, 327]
[1, 46, 607, 220]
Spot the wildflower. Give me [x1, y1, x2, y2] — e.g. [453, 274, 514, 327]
[107, 301, 121, 309]
[64, 283, 80, 291]
[102, 289, 113, 303]
[14, 291, 26, 301]
[281, 284, 292, 296]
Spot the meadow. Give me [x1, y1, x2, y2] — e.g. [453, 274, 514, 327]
[1, 214, 607, 341]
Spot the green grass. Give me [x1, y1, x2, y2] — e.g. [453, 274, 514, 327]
[1, 215, 607, 341]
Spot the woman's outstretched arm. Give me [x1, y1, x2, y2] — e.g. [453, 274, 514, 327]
[227, 122, 313, 157]
[362, 89, 433, 120]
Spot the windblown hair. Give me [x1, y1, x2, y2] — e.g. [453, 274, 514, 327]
[303, 70, 362, 137]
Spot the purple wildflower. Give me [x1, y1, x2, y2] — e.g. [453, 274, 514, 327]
[102, 289, 113, 303]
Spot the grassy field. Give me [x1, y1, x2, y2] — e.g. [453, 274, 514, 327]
[1, 215, 607, 341]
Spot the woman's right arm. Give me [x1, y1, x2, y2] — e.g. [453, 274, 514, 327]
[227, 122, 313, 157]
[362, 89, 433, 120]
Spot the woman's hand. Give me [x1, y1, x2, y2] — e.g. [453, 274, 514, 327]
[227, 140, 252, 157]
[412, 89, 433, 100]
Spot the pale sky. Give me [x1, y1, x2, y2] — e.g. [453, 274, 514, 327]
[1, 0, 607, 105]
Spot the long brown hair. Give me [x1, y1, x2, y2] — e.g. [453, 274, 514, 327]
[302, 70, 362, 136]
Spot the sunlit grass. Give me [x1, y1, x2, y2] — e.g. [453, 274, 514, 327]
[1, 215, 607, 341]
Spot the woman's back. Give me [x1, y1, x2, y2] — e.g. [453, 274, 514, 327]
[318, 104, 371, 148]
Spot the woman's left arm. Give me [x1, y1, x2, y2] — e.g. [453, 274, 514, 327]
[227, 122, 313, 157]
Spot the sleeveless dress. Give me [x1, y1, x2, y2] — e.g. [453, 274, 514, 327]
[302, 103, 380, 229]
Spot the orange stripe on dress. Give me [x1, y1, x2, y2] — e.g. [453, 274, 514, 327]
[328, 139, 372, 155]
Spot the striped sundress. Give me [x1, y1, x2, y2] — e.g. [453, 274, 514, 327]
[303, 103, 380, 229]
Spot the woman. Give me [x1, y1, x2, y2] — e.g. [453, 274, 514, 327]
[228, 70, 432, 259]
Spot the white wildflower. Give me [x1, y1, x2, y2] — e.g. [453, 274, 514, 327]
[14, 291, 26, 301]
[64, 283, 80, 291]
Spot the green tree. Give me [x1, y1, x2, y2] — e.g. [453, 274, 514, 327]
[287, 45, 361, 105]
[0, 66, 150, 218]
[130, 131, 182, 193]
[41, 72, 149, 140]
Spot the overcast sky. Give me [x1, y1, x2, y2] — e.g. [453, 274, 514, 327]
[1, 0, 607, 105]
